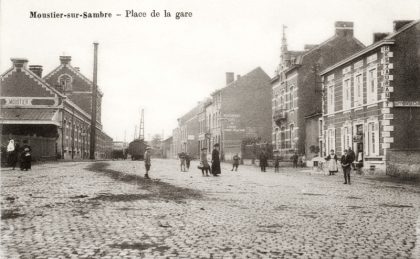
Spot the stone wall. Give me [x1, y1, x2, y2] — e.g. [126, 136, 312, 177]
[386, 149, 420, 179]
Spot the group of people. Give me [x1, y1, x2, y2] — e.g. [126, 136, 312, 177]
[325, 147, 356, 184]
[198, 143, 221, 176]
[4, 139, 32, 171]
[178, 152, 191, 172]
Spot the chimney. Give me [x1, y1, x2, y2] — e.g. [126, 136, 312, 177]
[226, 72, 234, 85]
[29, 65, 43, 77]
[11, 58, 28, 70]
[393, 20, 413, 32]
[74, 67, 80, 72]
[373, 33, 389, 43]
[335, 21, 354, 37]
[236, 74, 241, 80]
[59, 56, 72, 65]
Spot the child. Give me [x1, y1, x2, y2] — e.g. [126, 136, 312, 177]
[231, 153, 240, 171]
[274, 151, 280, 173]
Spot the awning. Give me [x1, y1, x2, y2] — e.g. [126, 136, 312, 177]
[0, 108, 60, 126]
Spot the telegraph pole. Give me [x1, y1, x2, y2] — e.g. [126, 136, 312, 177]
[89, 42, 99, 160]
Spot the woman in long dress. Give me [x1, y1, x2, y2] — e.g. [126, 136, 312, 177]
[325, 149, 338, 175]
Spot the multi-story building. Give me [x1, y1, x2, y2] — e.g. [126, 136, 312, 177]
[200, 68, 272, 160]
[320, 20, 420, 174]
[271, 22, 365, 161]
[173, 105, 200, 159]
[0, 56, 113, 160]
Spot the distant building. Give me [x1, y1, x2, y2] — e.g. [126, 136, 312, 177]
[0, 56, 113, 160]
[271, 22, 365, 161]
[173, 105, 200, 159]
[320, 20, 420, 174]
[199, 68, 272, 160]
[161, 136, 173, 158]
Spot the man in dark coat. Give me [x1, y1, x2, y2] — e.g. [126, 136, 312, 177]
[20, 140, 31, 171]
[211, 143, 221, 176]
[231, 153, 240, 172]
[259, 150, 268, 172]
[347, 147, 356, 169]
[341, 149, 352, 184]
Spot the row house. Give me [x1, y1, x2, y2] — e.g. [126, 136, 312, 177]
[271, 21, 365, 161]
[198, 68, 272, 160]
[0, 56, 113, 160]
[172, 105, 200, 159]
[320, 20, 420, 174]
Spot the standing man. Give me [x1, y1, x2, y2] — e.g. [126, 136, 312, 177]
[231, 153, 240, 172]
[144, 147, 152, 179]
[211, 143, 221, 176]
[273, 151, 280, 173]
[348, 147, 356, 170]
[292, 152, 298, 168]
[179, 152, 186, 172]
[341, 149, 352, 184]
[185, 153, 191, 171]
[20, 140, 31, 171]
[259, 150, 268, 172]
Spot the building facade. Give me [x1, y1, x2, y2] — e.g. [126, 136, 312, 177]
[0, 56, 113, 160]
[320, 20, 420, 174]
[198, 68, 272, 160]
[173, 105, 200, 159]
[271, 22, 365, 161]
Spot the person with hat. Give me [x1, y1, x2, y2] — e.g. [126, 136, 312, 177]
[231, 153, 240, 172]
[199, 147, 210, 176]
[341, 149, 352, 184]
[144, 147, 152, 179]
[211, 143, 221, 176]
[273, 150, 280, 173]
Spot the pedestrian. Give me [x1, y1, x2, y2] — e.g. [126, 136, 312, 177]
[348, 147, 356, 170]
[273, 151, 280, 173]
[259, 150, 268, 172]
[211, 143, 221, 176]
[341, 149, 352, 184]
[179, 152, 186, 172]
[144, 147, 152, 179]
[325, 149, 338, 175]
[291, 152, 298, 168]
[20, 140, 31, 171]
[301, 154, 306, 168]
[185, 153, 191, 171]
[7, 139, 18, 170]
[199, 148, 210, 176]
[231, 153, 240, 171]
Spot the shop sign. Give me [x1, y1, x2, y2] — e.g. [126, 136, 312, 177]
[3, 97, 32, 106]
[394, 101, 420, 107]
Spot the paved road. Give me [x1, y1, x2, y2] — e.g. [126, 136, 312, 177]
[1, 159, 419, 258]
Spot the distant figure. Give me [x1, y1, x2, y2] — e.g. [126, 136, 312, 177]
[199, 148, 210, 176]
[325, 149, 338, 175]
[7, 139, 18, 170]
[259, 150, 268, 172]
[231, 153, 240, 171]
[179, 152, 186, 172]
[347, 147, 356, 170]
[341, 149, 352, 184]
[301, 155, 306, 168]
[211, 143, 221, 176]
[20, 140, 31, 171]
[291, 152, 298, 168]
[273, 151, 280, 173]
[185, 153, 191, 171]
[144, 147, 152, 179]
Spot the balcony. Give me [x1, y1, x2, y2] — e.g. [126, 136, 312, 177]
[273, 109, 287, 127]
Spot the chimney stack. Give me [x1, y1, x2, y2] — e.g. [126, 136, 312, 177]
[226, 72, 234, 85]
[335, 21, 354, 37]
[393, 20, 413, 32]
[59, 56, 72, 65]
[373, 33, 389, 43]
[11, 58, 28, 70]
[29, 65, 43, 78]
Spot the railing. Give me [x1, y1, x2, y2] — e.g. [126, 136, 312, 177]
[273, 109, 287, 126]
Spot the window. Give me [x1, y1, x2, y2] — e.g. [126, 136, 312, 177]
[290, 124, 294, 149]
[280, 127, 286, 149]
[58, 74, 73, 92]
[342, 78, 351, 110]
[327, 82, 335, 113]
[341, 126, 352, 152]
[280, 90, 284, 109]
[367, 122, 379, 156]
[354, 73, 363, 107]
[367, 68, 377, 103]
[327, 128, 336, 152]
[289, 86, 294, 109]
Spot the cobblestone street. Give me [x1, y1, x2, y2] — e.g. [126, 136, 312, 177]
[1, 159, 419, 258]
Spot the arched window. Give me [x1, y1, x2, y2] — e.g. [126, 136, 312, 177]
[58, 74, 73, 92]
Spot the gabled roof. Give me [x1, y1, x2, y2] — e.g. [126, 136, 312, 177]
[320, 19, 420, 75]
[1, 65, 65, 99]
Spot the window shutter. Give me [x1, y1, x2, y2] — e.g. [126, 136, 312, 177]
[332, 128, 336, 151]
[341, 127, 345, 153]
[364, 124, 368, 156]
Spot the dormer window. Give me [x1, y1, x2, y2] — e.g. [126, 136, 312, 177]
[58, 74, 73, 92]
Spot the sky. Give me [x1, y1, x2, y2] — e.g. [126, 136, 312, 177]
[1, 0, 419, 142]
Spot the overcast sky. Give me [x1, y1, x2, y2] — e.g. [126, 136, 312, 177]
[1, 0, 419, 141]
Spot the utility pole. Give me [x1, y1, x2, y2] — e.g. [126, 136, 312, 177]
[139, 109, 144, 140]
[89, 42, 99, 160]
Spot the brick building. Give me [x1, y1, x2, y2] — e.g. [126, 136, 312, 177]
[198, 68, 272, 160]
[320, 20, 420, 174]
[271, 22, 365, 161]
[173, 105, 200, 159]
[0, 57, 113, 161]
